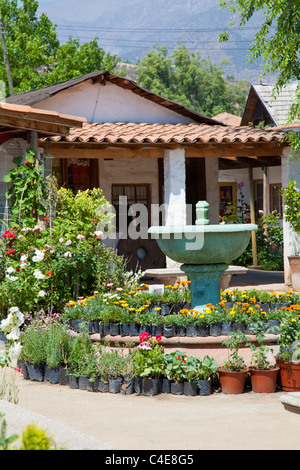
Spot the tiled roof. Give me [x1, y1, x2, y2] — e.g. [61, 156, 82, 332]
[213, 112, 242, 126]
[42, 122, 286, 145]
[3, 71, 221, 126]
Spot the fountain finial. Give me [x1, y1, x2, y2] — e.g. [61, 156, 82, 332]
[195, 201, 210, 225]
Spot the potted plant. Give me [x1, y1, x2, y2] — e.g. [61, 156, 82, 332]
[196, 355, 218, 396]
[163, 350, 188, 395]
[131, 332, 164, 396]
[275, 311, 300, 391]
[182, 356, 200, 396]
[282, 180, 300, 290]
[248, 322, 279, 393]
[19, 321, 48, 382]
[218, 331, 251, 394]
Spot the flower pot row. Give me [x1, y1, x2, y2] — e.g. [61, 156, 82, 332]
[218, 366, 280, 394]
[69, 319, 281, 338]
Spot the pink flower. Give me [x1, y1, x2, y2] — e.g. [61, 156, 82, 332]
[65, 239, 72, 246]
[137, 342, 152, 350]
[77, 234, 85, 240]
[64, 251, 72, 258]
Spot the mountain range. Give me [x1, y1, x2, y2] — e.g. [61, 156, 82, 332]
[37, 0, 269, 83]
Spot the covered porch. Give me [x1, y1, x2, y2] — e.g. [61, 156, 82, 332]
[39, 121, 293, 278]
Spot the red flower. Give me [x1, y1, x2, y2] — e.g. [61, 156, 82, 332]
[43, 216, 49, 221]
[45, 270, 52, 276]
[2, 230, 16, 239]
[156, 334, 162, 342]
[5, 249, 16, 255]
[92, 219, 97, 223]
[139, 331, 151, 342]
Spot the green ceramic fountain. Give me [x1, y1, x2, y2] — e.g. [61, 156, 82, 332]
[148, 201, 257, 311]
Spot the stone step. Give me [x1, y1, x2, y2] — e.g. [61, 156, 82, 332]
[280, 393, 300, 414]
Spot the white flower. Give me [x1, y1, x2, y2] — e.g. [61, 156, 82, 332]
[64, 251, 72, 258]
[66, 239, 72, 246]
[21, 227, 31, 233]
[6, 326, 21, 341]
[93, 231, 103, 238]
[7, 342, 22, 360]
[6, 266, 15, 274]
[137, 342, 152, 350]
[33, 269, 45, 279]
[5, 275, 18, 281]
[59, 238, 64, 243]
[32, 225, 43, 232]
[20, 254, 28, 262]
[37, 290, 46, 297]
[32, 249, 44, 262]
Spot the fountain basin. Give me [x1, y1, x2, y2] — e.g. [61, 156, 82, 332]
[148, 223, 257, 265]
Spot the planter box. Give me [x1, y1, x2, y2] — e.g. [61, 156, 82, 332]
[276, 357, 300, 391]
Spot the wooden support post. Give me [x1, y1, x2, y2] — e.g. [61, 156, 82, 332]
[0, 18, 14, 96]
[248, 167, 258, 267]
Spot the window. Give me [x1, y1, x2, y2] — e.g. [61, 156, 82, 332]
[112, 184, 150, 230]
[254, 180, 263, 217]
[52, 158, 99, 193]
[218, 182, 237, 218]
[270, 183, 282, 216]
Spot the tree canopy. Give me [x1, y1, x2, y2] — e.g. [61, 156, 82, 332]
[135, 44, 248, 118]
[219, 0, 300, 92]
[0, 0, 119, 95]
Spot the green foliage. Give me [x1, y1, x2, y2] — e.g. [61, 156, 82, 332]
[278, 312, 300, 352]
[0, 0, 118, 95]
[135, 44, 248, 117]
[219, 0, 300, 92]
[0, 413, 19, 450]
[282, 180, 300, 233]
[163, 350, 188, 383]
[221, 331, 251, 372]
[19, 423, 55, 450]
[4, 149, 48, 226]
[131, 333, 164, 378]
[196, 355, 218, 381]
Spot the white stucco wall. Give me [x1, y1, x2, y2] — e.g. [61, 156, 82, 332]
[33, 80, 195, 125]
[205, 158, 219, 223]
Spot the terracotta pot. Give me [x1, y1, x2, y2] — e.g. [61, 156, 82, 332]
[276, 357, 300, 391]
[288, 256, 300, 291]
[217, 367, 248, 394]
[249, 367, 279, 393]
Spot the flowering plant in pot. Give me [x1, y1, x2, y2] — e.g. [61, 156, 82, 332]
[218, 331, 251, 394]
[248, 322, 279, 393]
[275, 311, 300, 391]
[131, 332, 164, 395]
[163, 350, 188, 395]
[196, 355, 218, 395]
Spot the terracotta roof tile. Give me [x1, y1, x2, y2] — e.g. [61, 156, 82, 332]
[42, 122, 286, 145]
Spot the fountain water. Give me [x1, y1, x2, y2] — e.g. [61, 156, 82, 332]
[148, 201, 257, 311]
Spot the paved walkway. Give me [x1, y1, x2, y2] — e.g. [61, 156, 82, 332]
[1, 269, 299, 452]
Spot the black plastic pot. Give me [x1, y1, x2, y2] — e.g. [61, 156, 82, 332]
[20, 361, 30, 380]
[265, 320, 280, 334]
[87, 377, 100, 392]
[198, 379, 212, 396]
[221, 321, 232, 336]
[119, 323, 131, 336]
[129, 323, 140, 337]
[139, 325, 152, 335]
[183, 381, 198, 396]
[175, 325, 186, 337]
[110, 323, 120, 336]
[142, 377, 161, 396]
[170, 381, 184, 395]
[102, 322, 111, 336]
[98, 380, 109, 393]
[186, 324, 199, 337]
[78, 375, 88, 390]
[69, 375, 79, 389]
[121, 378, 135, 395]
[197, 325, 210, 337]
[59, 367, 70, 386]
[108, 378, 123, 393]
[209, 323, 222, 337]
[88, 321, 99, 334]
[245, 322, 260, 335]
[47, 366, 61, 384]
[163, 324, 176, 337]
[133, 376, 142, 393]
[27, 363, 44, 382]
[161, 377, 170, 394]
[151, 324, 163, 336]
[231, 322, 246, 333]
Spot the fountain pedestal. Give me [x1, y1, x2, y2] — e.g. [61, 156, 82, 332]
[148, 201, 257, 312]
[180, 263, 228, 311]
